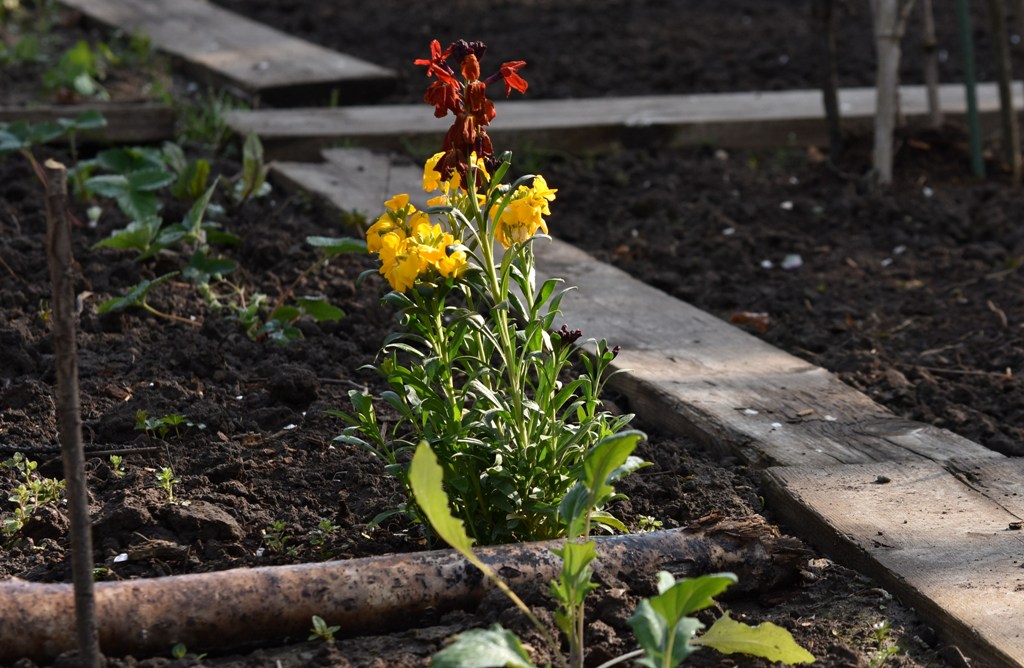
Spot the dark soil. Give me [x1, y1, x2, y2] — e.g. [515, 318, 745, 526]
[1, 1, 1021, 667]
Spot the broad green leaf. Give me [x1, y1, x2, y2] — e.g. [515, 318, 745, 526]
[179, 179, 219, 237]
[430, 625, 535, 668]
[652, 571, 737, 620]
[297, 296, 344, 322]
[695, 612, 815, 664]
[583, 430, 643, 504]
[93, 219, 158, 252]
[84, 174, 131, 198]
[71, 110, 107, 130]
[557, 483, 589, 538]
[96, 146, 165, 173]
[183, 250, 236, 284]
[125, 168, 175, 192]
[628, 598, 703, 668]
[305, 236, 368, 256]
[549, 540, 599, 607]
[409, 441, 480, 566]
[270, 304, 301, 322]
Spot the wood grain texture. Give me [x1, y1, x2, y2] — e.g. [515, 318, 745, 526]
[60, 0, 394, 104]
[765, 460, 1024, 668]
[229, 82, 1020, 159]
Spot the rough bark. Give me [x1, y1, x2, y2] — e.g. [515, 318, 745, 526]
[870, 0, 917, 184]
[43, 159, 100, 668]
[0, 516, 808, 663]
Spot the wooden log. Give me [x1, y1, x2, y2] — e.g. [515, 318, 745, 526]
[0, 516, 807, 662]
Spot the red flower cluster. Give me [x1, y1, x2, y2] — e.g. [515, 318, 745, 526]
[414, 39, 528, 184]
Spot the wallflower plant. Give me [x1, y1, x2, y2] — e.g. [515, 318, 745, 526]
[334, 40, 635, 544]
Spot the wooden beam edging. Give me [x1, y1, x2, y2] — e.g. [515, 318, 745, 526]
[530, 238, 1000, 468]
[0, 103, 176, 144]
[59, 0, 395, 106]
[230, 82, 1022, 160]
[763, 459, 1024, 668]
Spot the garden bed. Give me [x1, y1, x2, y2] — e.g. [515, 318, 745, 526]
[1, 1, 1020, 666]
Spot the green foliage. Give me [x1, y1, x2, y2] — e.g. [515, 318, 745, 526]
[411, 441, 814, 668]
[1, 453, 66, 537]
[176, 87, 248, 152]
[134, 410, 205, 441]
[108, 454, 126, 478]
[231, 132, 271, 205]
[43, 39, 117, 100]
[263, 519, 296, 556]
[154, 466, 179, 503]
[0, 110, 106, 158]
[170, 642, 206, 662]
[308, 615, 341, 642]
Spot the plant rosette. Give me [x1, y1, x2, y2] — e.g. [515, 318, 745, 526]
[334, 39, 637, 545]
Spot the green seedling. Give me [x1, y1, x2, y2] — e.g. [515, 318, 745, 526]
[263, 519, 296, 555]
[108, 454, 126, 478]
[2, 453, 66, 536]
[176, 87, 248, 153]
[162, 141, 212, 201]
[134, 410, 206, 441]
[42, 39, 117, 101]
[308, 615, 340, 643]
[230, 132, 271, 206]
[155, 466, 179, 503]
[308, 518, 339, 550]
[636, 515, 664, 532]
[170, 642, 206, 662]
[97, 271, 200, 327]
[868, 620, 901, 668]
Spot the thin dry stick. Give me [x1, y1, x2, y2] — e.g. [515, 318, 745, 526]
[44, 159, 101, 668]
[814, 0, 843, 156]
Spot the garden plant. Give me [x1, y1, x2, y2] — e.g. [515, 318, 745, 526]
[339, 39, 814, 667]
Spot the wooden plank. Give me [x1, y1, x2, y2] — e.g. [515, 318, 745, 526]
[0, 103, 176, 144]
[60, 0, 395, 105]
[268, 150, 1001, 468]
[229, 82, 1020, 160]
[764, 460, 1024, 668]
[946, 458, 1024, 519]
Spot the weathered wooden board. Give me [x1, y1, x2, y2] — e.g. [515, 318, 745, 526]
[60, 0, 395, 105]
[0, 103, 175, 144]
[231, 82, 1020, 160]
[269, 149, 1001, 468]
[765, 460, 1024, 668]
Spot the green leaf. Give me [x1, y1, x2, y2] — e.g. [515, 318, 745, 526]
[183, 249, 236, 284]
[71, 110, 107, 130]
[125, 168, 175, 192]
[583, 430, 644, 505]
[97, 272, 178, 313]
[409, 441, 480, 566]
[297, 296, 344, 322]
[557, 483, 589, 538]
[179, 178, 219, 237]
[430, 625, 535, 668]
[694, 612, 815, 664]
[306, 236, 368, 256]
[652, 571, 737, 620]
[92, 219, 159, 252]
[628, 599, 703, 668]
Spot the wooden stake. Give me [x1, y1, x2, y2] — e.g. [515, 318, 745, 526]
[43, 159, 101, 668]
[920, 0, 943, 127]
[814, 0, 843, 157]
[987, 0, 1022, 185]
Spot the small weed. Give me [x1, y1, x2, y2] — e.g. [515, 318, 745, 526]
[636, 515, 663, 532]
[308, 615, 340, 643]
[170, 642, 207, 662]
[154, 466, 179, 503]
[135, 410, 206, 441]
[108, 454, 126, 478]
[263, 519, 296, 556]
[868, 620, 902, 668]
[1, 452, 66, 536]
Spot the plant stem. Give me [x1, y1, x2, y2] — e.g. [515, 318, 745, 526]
[143, 303, 201, 327]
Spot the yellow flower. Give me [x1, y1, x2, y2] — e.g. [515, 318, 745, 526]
[492, 175, 557, 248]
[366, 215, 403, 253]
[423, 153, 445, 193]
[378, 233, 425, 293]
[436, 246, 467, 278]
